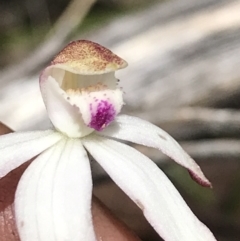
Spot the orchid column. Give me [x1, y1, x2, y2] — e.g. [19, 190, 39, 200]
[40, 40, 127, 137]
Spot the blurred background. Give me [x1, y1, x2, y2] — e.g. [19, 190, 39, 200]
[1, 0, 240, 240]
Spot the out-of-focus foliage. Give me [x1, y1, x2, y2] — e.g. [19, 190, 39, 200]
[0, 0, 154, 68]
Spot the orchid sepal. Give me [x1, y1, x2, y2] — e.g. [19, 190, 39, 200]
[83, 135, 216, 241]
[100, 114, 212, 187]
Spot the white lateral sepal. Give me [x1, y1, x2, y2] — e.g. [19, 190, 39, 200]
[83, 135, 217, 241]
[15, 139, 96, 241]
[100, 115, 211, 187]
[0, 130, 62, 178]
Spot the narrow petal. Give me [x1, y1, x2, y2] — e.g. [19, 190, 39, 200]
[0, 130, 62, 178]
[15, 138, 96, 241]
[83, 135, 217, 241]
[100, 115, 211, 187]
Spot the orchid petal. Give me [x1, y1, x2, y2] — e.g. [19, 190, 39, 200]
[40, 74, 93, 137]
[100, 115, 211, 187]
[15, 138, 96, 241]
[0, 130, 62, 178]
[83, 135, 216, 241]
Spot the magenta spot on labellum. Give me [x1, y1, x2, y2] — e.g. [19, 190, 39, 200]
[89, 100, 116, 131]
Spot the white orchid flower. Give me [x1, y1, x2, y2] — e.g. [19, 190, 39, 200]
[0, 40, 217, 241]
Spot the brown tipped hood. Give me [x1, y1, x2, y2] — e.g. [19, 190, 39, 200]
[51, 40, 128, 75]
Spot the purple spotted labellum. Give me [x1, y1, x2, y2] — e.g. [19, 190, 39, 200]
[40, 40, 126, 137]
[0, 40, 217, 241]
[89, 99, 116, 131]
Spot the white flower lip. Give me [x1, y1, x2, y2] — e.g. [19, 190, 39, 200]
[40, 40, 127, 138]
[0, 40, 218, 241]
